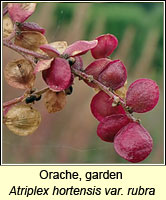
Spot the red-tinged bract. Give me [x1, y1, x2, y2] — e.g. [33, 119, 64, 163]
[114, 122, 153, 163]
[42, 57, 71, 92]
[126, 78, 159, 113]
[40, 44, 60, 58]
[97, 114, 130, 142]
[85, 58, 111, 88]
[63, 40, 98, 57]
[98, 60, 127, 90]
[8, 3, 36, 23]
[91, 34, 118, 59]
[90, 91, 125, 121]
[19, 22, 46, 34]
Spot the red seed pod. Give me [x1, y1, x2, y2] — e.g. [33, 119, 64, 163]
[90, 91, 125, 121]
[63, 40, 98, 57]
[84, 58, 111, 88]
[126, 78, 159, 113]
[97, 114, 130, 143]
[8, 3, 36, 23]
[91, 34, 118, 59]
[42, 57, 71, 92]
[19, 22, 46, 34]
[98, 60, 127, 90]
[114, 122, 153, 163]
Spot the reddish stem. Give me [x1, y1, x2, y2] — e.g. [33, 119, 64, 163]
[3, 5, 8, 16]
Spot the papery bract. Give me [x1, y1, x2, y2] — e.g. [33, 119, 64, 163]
[15, 31, 47, 51]
[42, 57, 71, 91]
[4, 104, 41, 136]
[49, 41, 68, 54]
[98, 60, 127, 90]
[3, 16, 14, 38]
[126, 79, 159, 113]
[97, 114, 130, 143]
[4, 59, 35, 89]
[8, 3, 36, 23]
[34, 58, 54, 74]
[40, 44, 60, 58]
[63, 40, 98, 57]
[114, 122, 153, 163]
[44, 90, 66, 113]
[90, 91, 125, 121]
[91, 34, 118, 59]
[19, 22, 46, 34]
[85, 58, 111, 88]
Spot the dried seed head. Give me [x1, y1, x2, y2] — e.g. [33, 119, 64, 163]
[3, 16, 14, 38]
[4, 59, 35, 89]
[14, 31, 47, 52]
[4, 104, 41, 136]
[44, 90, 66, 113]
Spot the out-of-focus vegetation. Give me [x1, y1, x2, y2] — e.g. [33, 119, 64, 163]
[3, 2, 164, 164]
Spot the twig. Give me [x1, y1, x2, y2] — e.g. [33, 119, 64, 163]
[3, 40, 137, 122]
[3, 5, 8, 16]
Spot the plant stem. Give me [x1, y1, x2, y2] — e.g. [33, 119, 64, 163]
[3, 5, 8, 16]
[3, 40, 137, 122]
[3, 87, 49, 109]
[3, 40, 49, 60]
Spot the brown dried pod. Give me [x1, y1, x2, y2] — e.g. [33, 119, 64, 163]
[44, 89, 66, 113]
[3, 16, 14, 38]
[4, 104, 41, 136]
[4, 59, 35, 89]
[14, 31, 47, 51]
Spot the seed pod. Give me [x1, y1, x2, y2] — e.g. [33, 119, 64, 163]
[3, 16, 14, 38]
[98, 60, 127, 90]
[90, 91, 125, 121]
[19, 22, 45, 35]
[97, 114, 130, 143]
[4, 59, 35, 89]
[4, 104, 41, 136]
[84, 58, 111, 88]
[43, 90, 66, 113]
[14, 31, 47, 52]
[91, 34, 118, 59]
[8, 3, 36, 23]
[126, 78, 160, 113]
[114, 122, 153, 163]
[42, 57, 71, 92]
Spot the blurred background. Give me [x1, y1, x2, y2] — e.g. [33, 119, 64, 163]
[3, 2, 164, 164]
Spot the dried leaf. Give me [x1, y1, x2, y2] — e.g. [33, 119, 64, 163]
[4, 59, 35, 89]
[8, 3, 36, 23]
[14, 31, 48, 51]
[4, 104, 41, 136]
[44, 90, 66, 113]
[3, 16, 14, 38]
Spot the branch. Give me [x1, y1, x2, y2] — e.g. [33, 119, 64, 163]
[3, 40, 49, 60]
[3, 87, 49, 109]
[3, 41, 137, 122]
[3, 5, 8, 16]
